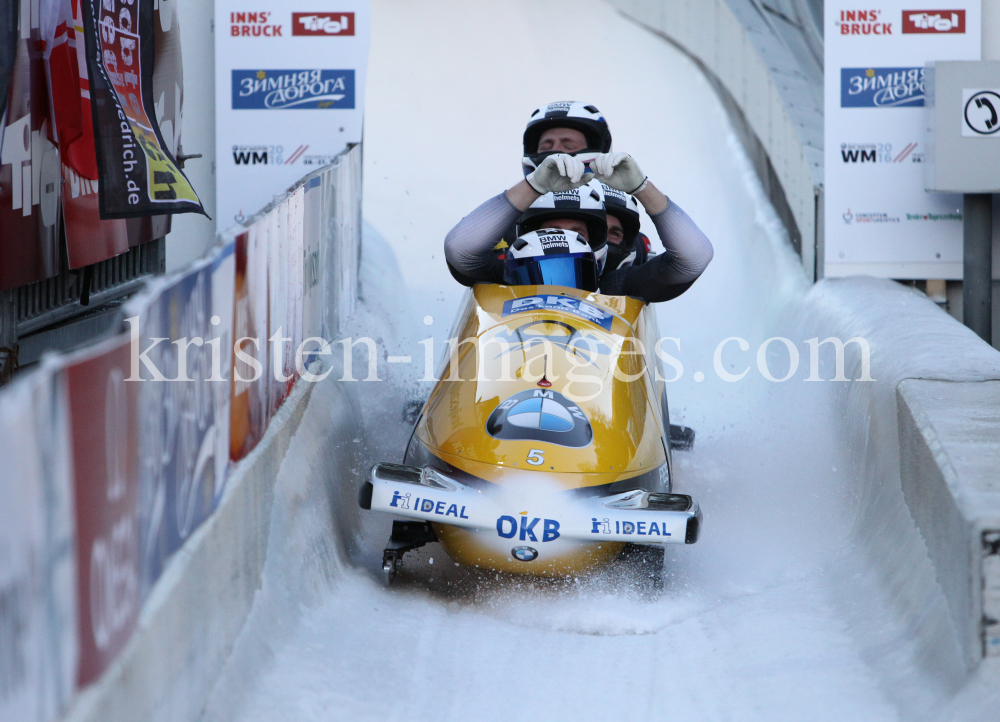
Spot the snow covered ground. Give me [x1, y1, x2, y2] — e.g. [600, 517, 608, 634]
[197, 2, 998, 720]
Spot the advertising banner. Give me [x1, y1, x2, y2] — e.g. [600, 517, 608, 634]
[301, 173, 324, 345]
[214, 0, 370, 228]
[1, 7, 61, 289]
[210, 241, 236, 471]
[267, 204, 290, 412]
[322, 148, 361, 338]
[62, 163, 131, 267]
[127, 249, 233, 590]
[52, 0, 170, 266]
[230, 223, 271, 460]
[63, 335, 141, 686]
[0, 1, 16, 121]
[286, 187, 305, 383]
[824, 1, 980, 279]
[48, 0, 98, 182]
[79, 0, 205, 218]
[0, 369, 77, 722]
[50, 0, 127, 268]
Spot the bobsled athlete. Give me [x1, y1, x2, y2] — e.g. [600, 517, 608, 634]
[600, 182, 648, 272]
[444, 101, 713, 302]
[504, 228, 602, 291]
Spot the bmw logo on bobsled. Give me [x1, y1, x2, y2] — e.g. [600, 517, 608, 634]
[486, 388, 593, 447]
[358, 285, 702, 584]
[512, 546, 539, 562]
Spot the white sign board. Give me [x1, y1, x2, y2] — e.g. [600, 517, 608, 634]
[215, 2, 370, 229]
[824, 1, 980, 279]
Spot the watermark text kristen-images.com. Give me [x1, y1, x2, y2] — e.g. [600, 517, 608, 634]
[123, 316, 874, 398]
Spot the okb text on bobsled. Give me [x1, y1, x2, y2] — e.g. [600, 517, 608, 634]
[122, 318, 873, 385]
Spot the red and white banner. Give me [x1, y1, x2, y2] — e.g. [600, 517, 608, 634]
[62, 335, 141, 686]
[230, 223, 271, 460]
[1, 4, 61, 289]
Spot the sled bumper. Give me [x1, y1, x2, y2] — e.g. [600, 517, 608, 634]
[359, 462, 702, 545]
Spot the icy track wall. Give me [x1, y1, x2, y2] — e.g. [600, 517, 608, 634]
[0, 145, 362, 722]
[607, 0, 819, 274]
[616, 0, 1000, 677]
[792, 281, 1000, 682]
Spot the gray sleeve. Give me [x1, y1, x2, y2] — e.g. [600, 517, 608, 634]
[598, 200, 713, 303]
[647, 200, 714, 282]
[444, 192, 522, 279]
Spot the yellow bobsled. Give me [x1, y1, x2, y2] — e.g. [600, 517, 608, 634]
[359, 283, 701, 583]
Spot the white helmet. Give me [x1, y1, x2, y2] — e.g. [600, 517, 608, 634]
[522, 101, 612, 176]
[503, 229, 599, 292]
[516, 181, 609, 275]
[599, 182, 641, 271]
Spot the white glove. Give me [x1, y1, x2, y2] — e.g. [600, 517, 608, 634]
[525, 153, 593, 194]
[591, 152, 648, 194]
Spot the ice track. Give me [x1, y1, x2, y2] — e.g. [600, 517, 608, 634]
[198, 2, 997, 720]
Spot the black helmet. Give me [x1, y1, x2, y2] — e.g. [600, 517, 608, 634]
[522, 101, 612, 175]
[600, 183, 642, 272]
[516, 182, 608, 274]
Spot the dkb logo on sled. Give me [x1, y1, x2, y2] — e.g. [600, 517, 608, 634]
[496, 515, 561, 542]
[232, 69, 355, 110]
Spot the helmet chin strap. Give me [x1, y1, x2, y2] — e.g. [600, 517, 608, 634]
[592, 244, 608, 275]
[605, 243, 636, 273]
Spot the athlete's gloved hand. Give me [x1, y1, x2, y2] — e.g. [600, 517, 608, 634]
[591, 152, 648, 194]
[525, 153, 593, 194]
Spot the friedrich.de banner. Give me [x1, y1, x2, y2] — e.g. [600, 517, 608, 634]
[80, 0, 205, 218]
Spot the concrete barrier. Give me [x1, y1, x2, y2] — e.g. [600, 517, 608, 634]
[605, 0, 1000, 677]
[794, 277, 1000, 688]
[897, 380, 1000, 666]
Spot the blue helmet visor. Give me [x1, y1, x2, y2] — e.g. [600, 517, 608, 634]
[503, 252, 598, 292]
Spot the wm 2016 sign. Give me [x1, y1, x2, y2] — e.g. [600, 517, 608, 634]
[824, 1, 980, 280]
[232, 69, 355, 110]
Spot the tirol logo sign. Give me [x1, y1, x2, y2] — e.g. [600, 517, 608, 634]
[902, 10, 965, 33]
[292, 12, 355, 36]
[232, 69, 355, 109]
[841, 67, 925, 107]
[486, 389, 593, 448]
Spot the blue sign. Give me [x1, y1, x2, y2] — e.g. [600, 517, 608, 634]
[841, 67, 925, 108]
[501, 295, 614, 330]
[135, 244, 235, 593]
[232, 69, 355, 110]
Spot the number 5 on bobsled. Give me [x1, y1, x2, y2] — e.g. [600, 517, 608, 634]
[358, 284, 702, 585]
